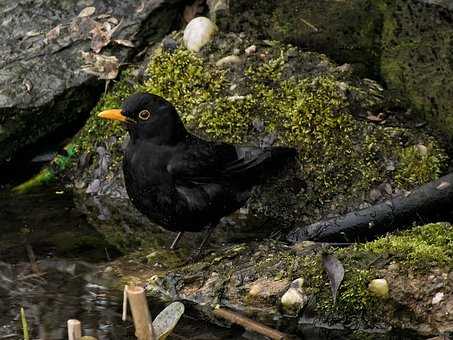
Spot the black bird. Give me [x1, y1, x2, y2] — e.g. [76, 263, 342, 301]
[98, 92, 297, 255]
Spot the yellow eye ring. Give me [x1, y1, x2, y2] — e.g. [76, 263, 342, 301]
[139, 110, 151, 120]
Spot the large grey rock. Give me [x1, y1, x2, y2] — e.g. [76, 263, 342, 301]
[0, 0, 184, 166]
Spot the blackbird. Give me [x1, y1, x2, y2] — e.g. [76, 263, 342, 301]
[98, 92, 296, 254]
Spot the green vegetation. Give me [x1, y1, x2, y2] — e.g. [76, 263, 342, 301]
[395, 143, 446, 189]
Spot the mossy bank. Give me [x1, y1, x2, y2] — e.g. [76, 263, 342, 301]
[68, 30, 447, 251]
[111, 222, 453, 337]
[221, 0, 453, 142]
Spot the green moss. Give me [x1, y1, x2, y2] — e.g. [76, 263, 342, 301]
[361, 223, 453, 269]
[73, 70, 138, 155]
[138, 37, 446, 206]
[394, 143, 446, 189]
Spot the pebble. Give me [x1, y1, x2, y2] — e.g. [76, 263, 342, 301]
[432, 292, 444, 305]
[280, 278, 307, 313]
[245, 45, 256, 55]
[183, 17, 218, 52]
[368, 278, 389, 299]
[216, 55, 242, 67]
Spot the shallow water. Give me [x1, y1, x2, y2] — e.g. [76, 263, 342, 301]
[0, 188, 250, 339]
[0, 188, 429, 340]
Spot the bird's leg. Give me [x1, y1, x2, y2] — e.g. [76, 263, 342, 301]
[191, 221, 217, 259]
[169, 232, 184, 250]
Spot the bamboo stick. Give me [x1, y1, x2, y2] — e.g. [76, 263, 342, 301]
[126, 286, 156, 340]
[67, 319, 82, 340]
[20, 307, 29, 340]
[213, 307, 288, 340]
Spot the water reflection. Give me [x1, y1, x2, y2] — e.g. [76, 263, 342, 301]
[0, 259, 131, 339]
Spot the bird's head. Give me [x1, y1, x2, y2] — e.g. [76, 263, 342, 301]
[98, 92, 186, 144]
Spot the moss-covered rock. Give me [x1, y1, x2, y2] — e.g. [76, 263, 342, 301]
[111, 222, 453, 337]
[220, 0, 453, 141]
[67, 30, 447, 251]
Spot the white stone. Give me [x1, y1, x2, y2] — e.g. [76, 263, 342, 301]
[216, 55, 241, 67]
[280, 278, 307, 312]
[368, 278, 389, 298]
[432, 292, 444, 305]
[245, 45, 256, 55]
[183, 17, 218, 52]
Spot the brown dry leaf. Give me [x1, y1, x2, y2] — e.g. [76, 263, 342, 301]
[46, 24, 61, 41]
[367, 113, 384, 123]
[90, 22, 112, 53]
[81, 52, 119, 80]
[89, 20, 123, 53]
[78, 6, 96, 18]
[114, 39, 134, 47]
[183, 0, 205, 23]
[70, 16, 98, 39]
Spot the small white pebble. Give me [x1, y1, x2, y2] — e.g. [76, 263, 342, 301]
[432, 292, 444, 305]
[216, 55, 241, 67]
[245, 45, 257, 55]
[368, 278, 389, 298]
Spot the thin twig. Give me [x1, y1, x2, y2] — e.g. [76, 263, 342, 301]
[213, 307, 288, 340]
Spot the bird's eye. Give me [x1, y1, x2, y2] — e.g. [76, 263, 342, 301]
[138, 110, 151, 120]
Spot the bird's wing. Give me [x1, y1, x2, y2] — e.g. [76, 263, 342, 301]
[167, 143, 296, 182]
[166, 143, 237, 182]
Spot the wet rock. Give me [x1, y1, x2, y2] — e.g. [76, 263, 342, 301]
[368, 278, 389, 299]
[183, 17, 218, 52]
[0, 0, 185, 167]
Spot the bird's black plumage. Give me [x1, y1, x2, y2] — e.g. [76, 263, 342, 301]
[100, 92, 297, 236]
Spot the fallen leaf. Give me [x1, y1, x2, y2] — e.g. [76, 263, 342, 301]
[153, 302, 185, 340]
[114, 39, 135, 47]
[322, 253, 344, 304]
[367, 113, 384, 122]
[46, 24, 61, 41]
[78, 6, 96, 17]
[90, 22, 112, 53]
[81, 52, 119, 80]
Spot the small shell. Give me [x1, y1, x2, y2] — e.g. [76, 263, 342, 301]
[183, 17, 217, 52]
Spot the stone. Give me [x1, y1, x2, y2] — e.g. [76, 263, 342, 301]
[432, 292, 444, 305]
[280, 278, 307, 313]
[183, 17, 218, 52]
[215, 55, 242, 67]
[368, 278, 390, 299]
[248, 278, 289, 302]
[0, 0, 184, 168]
[245, 45, 256, 55]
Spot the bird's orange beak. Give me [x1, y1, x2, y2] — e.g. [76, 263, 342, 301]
[98, 109, 127, 122]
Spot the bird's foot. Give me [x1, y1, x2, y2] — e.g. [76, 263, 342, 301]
[182, 248, 206, 265]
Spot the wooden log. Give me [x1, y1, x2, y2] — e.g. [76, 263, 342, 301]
[67, 319, 82, 340]
[287, 173, 453, 243]
[126, 286, 155, 340]
[213, 307, 288, 340]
